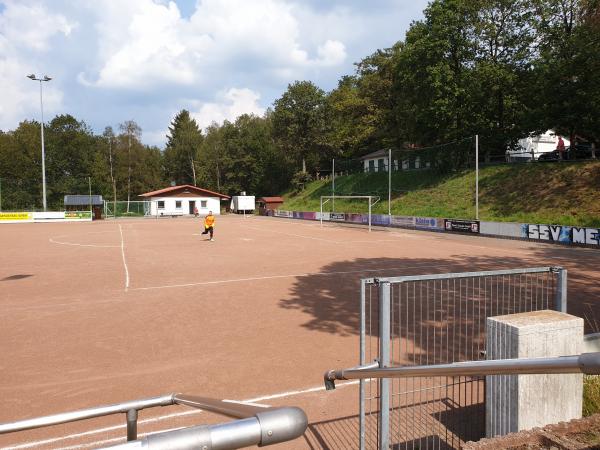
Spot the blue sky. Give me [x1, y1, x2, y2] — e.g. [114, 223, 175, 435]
[0, 0, 430, 147]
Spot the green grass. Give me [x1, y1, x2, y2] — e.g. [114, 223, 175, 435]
[584, 375, 600, 417]
[282, 160, 600, 227]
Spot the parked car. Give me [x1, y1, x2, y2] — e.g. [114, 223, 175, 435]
[537, 144, 594, 161]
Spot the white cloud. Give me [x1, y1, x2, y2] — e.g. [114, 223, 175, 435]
[0, 1, 73, 129]
[0, 1, 76, 51]
[79, 0, 347, 89]
[317, 40, 347, 67]
[190, 88, 265, 129]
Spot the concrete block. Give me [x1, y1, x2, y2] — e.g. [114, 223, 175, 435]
[486, 310, 583, 438]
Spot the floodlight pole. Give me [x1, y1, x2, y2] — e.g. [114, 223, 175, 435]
[332, 159, 335, 213]
[388, 149, 392, 216]
[475, 135, 479, 220]
[88, 177, 92, 216]
[27, 74, 52, 212]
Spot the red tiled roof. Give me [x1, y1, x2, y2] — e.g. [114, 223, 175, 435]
[259, 197, 284, 203]
[139, 185, 230, 199]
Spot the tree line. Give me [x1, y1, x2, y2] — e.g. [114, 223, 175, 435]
[1, 0, 598, 210]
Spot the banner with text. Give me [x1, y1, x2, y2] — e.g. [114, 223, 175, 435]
[522, 224, 600, 246]
[444, 219, 480, 234]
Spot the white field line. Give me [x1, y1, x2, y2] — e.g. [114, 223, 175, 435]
[244, 224, 341, 244]
[131, 263, 452, 291]
[118, 224, 130, 291]
[48, 238, 119, 248]
[8, 381, 360, 450]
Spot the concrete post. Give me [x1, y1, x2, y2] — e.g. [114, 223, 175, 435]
[486, 310, 583, 438]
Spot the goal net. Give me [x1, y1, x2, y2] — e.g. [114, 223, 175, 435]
[320, 195, 380, 232]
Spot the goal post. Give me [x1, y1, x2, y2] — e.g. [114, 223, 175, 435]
[320, 195, 380, 232]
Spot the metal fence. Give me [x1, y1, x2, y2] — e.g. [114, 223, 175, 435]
[359, 267, 566, 450]
[104, 200, 151, 218]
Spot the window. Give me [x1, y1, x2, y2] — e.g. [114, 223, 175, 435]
[378, 158, 385, 172]
[368, 160, 375, 172]
[200, 200, 207, 208]
[175, 201, 182, 209]
[157, 201, 165, 209]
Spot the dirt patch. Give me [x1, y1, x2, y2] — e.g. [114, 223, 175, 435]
[464, 413, 600, 449]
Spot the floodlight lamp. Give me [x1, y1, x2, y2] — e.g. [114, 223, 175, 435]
[43, 76, 52, 81]
[27, 74, 36, 80]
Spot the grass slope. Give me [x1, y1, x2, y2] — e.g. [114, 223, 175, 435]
[283, 160, 600, 227]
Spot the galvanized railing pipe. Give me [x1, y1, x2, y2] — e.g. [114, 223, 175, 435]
[102, 406, 308, 450]
[324, 352, 600, 389]
[0, 394, 175, 435]
[0, 393, 308, 449]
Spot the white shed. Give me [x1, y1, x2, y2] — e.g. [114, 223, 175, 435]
[139, 185, 230, 217]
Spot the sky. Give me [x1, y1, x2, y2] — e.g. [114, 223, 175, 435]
[0, 0, 430, 147]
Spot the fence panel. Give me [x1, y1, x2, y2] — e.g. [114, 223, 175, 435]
[360, 267, 564, 450]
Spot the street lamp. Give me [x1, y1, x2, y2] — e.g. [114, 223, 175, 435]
[27, 73, 52, 211]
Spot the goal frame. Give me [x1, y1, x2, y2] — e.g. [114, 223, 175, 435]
[320, 195, 380, 232]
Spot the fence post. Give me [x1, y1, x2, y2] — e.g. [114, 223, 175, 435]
[555, 267, 567, 313]
[359, 279, 366, 450]
[126, 408, 138, 441]
[378, 281, 391, 449]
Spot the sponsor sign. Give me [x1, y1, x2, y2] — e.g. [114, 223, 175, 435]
[444, 219, 480, 234]
[415, 217, 439, 229]
[330, 212, 346, 221]
[371, 214, 391, 226]
[346, 213, 365, 223]
[0, 212, 32, 221]
[65, 211, 92, 220]
[391, 216, 415, 227]
[274, 210, 293, 218]
[522, 224, 600, 246]
[300, 211, 317, 220]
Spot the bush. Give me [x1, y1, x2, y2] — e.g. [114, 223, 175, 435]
[291, 171, 313, 192]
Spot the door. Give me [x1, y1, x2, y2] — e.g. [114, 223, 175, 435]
[189, 201, 195, 215]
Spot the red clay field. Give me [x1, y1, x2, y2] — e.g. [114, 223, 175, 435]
[1, 215, 599, 449]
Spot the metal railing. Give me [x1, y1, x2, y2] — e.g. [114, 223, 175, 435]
[0, 394, 308, 450]
[324, 352, 600, 450]
[325, 352, 600, 387]
[357, 266, 566, 449]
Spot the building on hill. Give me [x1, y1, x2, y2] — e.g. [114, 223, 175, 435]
[360, 149, 430, 172]
[139, 185, 230, 217]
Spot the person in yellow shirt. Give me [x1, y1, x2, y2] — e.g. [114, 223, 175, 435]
[201, 211, 215, 241]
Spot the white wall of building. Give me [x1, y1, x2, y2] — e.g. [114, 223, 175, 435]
[362, 156, 429, 172]
[148, 196, 221, 216]
[509, 130, 570, 160]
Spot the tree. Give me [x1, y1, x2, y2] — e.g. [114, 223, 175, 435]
[394, 0, 478, 150]
[469, 0, 539, 157]
[533, 0, 600, 147]
[118, 120, 142, 212]
[163, 110, 203, 185]
[45, 114, 96, 208]
[271, 81, 329, 173]
[90, 127, 118, 214]
[0, 122, 42, 210]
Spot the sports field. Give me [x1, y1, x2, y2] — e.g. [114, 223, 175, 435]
[1, 215, 599, 449]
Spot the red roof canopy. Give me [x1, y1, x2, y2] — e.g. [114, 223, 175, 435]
[259, 197, 284, 203]
[139, 185, 230, 199]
